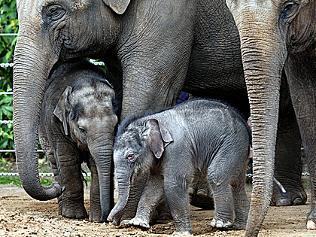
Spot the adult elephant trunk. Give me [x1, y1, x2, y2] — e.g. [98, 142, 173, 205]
[88, 134, 114, 222]
[13, 27, 61, 200]
[229, 6, 288, 237]
[107, 163, 131, 223]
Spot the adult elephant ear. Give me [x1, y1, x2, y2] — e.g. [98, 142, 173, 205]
[103, 0, 131, 14]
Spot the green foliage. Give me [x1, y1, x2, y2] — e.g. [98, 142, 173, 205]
[0, 157, 13, 172]
[0, 176, 54, 187]
[0, 0, 18, 90]
[0, 94, 13, 157]
[0, 0, 17, 159]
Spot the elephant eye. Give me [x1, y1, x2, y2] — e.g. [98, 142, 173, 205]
[79, 127, 86, 134]
[126, 154, 136, 162]
[46, 4, 66, 21]
[280, 1, 299, 21]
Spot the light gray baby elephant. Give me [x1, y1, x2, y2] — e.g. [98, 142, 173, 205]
[108, 99, 250, 234]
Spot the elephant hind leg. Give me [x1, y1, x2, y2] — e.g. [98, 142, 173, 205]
[231, 177, 249, 229]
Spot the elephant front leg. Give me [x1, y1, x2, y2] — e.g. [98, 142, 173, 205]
[87, 157, 102, 222]
[164, 174, 192, 234]
[286, 55, 316, 230]
[272, 78, 306, 206]
[56, 142, 87, 219]
[121, 174, 164, 229]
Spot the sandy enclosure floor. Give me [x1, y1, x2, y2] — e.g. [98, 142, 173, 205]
[0, 185, 315, 237]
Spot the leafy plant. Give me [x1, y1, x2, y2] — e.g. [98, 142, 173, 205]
[0, 176, 54, 187]
[0, 0, 17, 160]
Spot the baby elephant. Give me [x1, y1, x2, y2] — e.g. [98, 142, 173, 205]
[108, 99, 250, 234]
[39, 60, 118, 222]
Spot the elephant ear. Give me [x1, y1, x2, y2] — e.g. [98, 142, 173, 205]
[102, 0, 131, 15]
[145, 119, 173, 159]
[53, 86, 72, 136]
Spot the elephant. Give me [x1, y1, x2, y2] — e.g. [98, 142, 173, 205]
[13, 0, 306, 224]
[224, 0, 316, 235]
[108, 99, 251, 234]
[38, 59, 118, 222]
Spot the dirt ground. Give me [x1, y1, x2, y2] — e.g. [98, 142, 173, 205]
[0, 185, 315, 237]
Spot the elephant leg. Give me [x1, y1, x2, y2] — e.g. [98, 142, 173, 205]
[232, 175, 250, 229]
[210, 183, 234, 229]
[164, 174, 192, 234]
[272, 76, 307, 206]
[121, 174, 164, 229]
[56, 142, 87, 219]
[87, 157, 101, 222]
[285, 54, 316, 229]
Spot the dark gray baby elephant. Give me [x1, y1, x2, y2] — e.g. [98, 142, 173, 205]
[39, 60, 118, 222]
[108, 99, 250, 234]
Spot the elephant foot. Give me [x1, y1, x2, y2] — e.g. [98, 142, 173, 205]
[307, 220, 316, 230]
[89, 209, 102, 223]
[62, 205, 88, 219]
[59, 198, 87, 219]
[307, 208, 316, 230]
[233, 221, 247, 230]
[271, 179, 307, 206]
[121, 217, 150, 229]
[190, 188, 214, 210]
[210, 218, 233, 229]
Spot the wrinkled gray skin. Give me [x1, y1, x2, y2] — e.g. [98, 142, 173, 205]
[39, 60, 118, 221]
[108, 100, 250, 234]
[225, 0, 316, 235]
[14, 0, 305, 227]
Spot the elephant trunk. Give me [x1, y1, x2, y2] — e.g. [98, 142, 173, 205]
[107, 164, 131, 223]
[13, 30, 60, 200]
[232, 7, 288, 237]
[88, 133, 114, 222]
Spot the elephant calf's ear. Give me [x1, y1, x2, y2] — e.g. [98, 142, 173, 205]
[103, 0, 131, 15]
[146, 119, 173, 159]
[53, 86, 72, 136]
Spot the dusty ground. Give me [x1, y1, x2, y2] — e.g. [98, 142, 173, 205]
[0, 185, 315, 237]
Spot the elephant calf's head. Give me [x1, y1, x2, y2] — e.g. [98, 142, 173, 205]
[53, 75, 118, 148]
[108, 117, 173, 223]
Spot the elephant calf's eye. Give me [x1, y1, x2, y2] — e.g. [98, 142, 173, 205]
[127, 154, 136, 162]
[79, 127, 86, 134]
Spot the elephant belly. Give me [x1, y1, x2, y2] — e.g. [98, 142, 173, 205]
[184, 0, 248, 115]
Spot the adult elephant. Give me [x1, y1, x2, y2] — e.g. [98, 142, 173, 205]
[13, 0, 305, 223]
[225, 0, 316, 236]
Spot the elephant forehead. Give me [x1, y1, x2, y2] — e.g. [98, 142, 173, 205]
[77, 117, 110, 128]
[71, 90, 113, 114]
[72, 86, 95, 99]
[116, 130, 143, 151]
